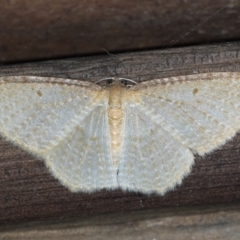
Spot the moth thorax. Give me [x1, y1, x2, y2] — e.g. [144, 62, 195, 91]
[108, 82, 124, 166]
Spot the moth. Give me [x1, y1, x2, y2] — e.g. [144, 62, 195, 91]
[0, 72, 239, 195]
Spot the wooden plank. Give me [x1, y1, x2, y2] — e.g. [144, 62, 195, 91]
[1, 42, 240, 225]
[1, 204, 240, 239]
[0, 0, 239, 62]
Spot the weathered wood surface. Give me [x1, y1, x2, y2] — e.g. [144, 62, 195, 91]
[1, 204, 240, 240]
[0, 0, 240, 62]
[1, 42, 240, 227]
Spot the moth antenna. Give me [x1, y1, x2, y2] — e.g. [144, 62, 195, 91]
[119, 78, 137, 84]
[95, 77, 137, 87]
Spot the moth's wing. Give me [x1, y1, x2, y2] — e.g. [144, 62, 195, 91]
[0, 76, 117, 192]
[118, 101, 194, 195]
[118, 72, 240, 195]
[45, 104, 118, 192]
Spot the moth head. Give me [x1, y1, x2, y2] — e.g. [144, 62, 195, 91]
[95, 77, 137, 88]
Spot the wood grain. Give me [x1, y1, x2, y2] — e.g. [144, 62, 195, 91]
[1, 42, 240, 226]
[1, 204, 240, 239]
[0, 0, 239, 62]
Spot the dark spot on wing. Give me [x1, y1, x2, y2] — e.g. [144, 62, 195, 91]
[193, 88, 198, 95]
[37, 90, 42, 97]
